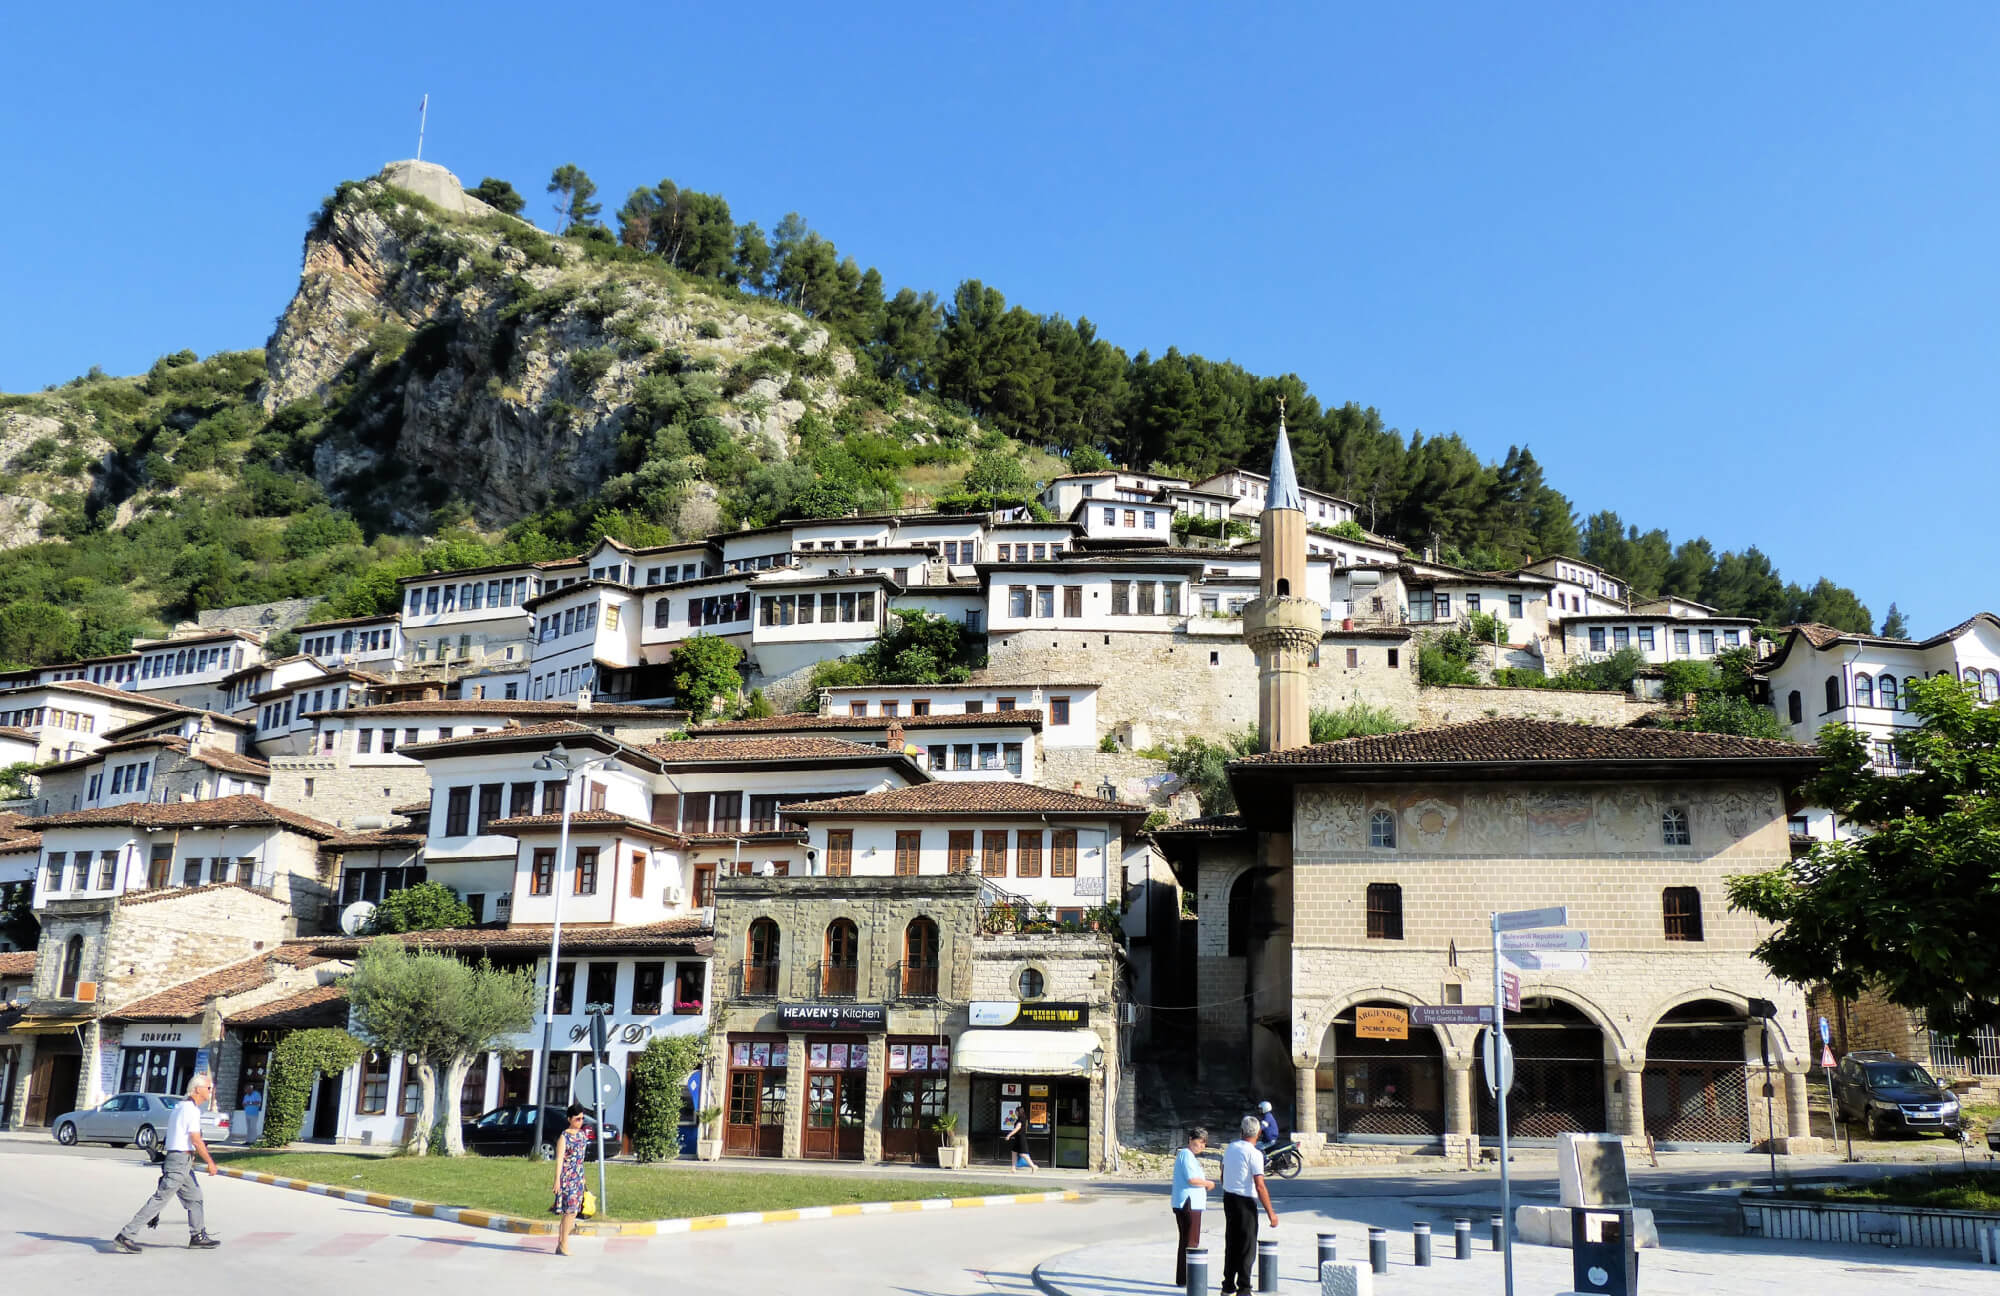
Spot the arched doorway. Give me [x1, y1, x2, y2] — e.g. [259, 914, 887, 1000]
[1477, 999, 1606, 1139]
[1643, 1000, 1751, 1146]
[1318, 1001, 1445, 1141]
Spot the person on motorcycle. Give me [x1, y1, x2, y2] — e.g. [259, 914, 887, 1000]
[1255, 1101, 1281, 1151]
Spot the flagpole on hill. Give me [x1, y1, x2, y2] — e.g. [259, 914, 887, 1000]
[417, 94, 428, 161]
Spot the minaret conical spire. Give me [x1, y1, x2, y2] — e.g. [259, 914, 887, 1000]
[1268, 398, 1304, 513]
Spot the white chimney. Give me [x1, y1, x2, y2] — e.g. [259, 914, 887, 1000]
[576, 688, 592, 712]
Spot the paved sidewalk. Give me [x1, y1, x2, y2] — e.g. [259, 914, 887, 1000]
[1032, 1199, 2000, 1296]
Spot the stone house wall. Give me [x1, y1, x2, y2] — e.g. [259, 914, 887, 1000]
[1413, 686, 1663, 728]
[267, 757, 430, 830]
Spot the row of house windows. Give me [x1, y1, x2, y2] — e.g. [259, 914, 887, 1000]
[925, 742, 1025, 774]
[538, 603, 601, 643]
[1586, 625, 1740, 654]
[740, 915, 942, 998]
[548, 958, 705, 1016]
[87, 760, 152, 800]
[1363, 806, 1693, 849]
[992, 542, 1065, 562]
[405, 577, 532, 618]
[301, 628, 394, 657]
[2, 706, 97, 732]
[651, 790, 827, 835]
[842, 697, 1070, 724]
[1101, 507, 1161, 530]
[141, 644, 240, 680]
[445, 779, 598, 835]
[1803, 667, 2000, 721]
[532, 665, 594, 700]
[1357, 882, 1703, 942]
[669, 592, 752, 629]
[643, 562, 710, 585]
[759, 591, 877, 628]
[806, 828, 1081, 878]
[1005, 582, 1185, 619]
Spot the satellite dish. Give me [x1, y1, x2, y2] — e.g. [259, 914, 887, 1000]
[339, 901, 378, 936]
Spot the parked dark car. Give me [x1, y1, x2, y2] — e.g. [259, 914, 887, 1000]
[460, 1104, 618, 1160]
[1830, 1051, 1961, 1138]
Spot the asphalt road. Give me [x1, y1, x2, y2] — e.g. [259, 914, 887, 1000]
[0, 1143, 1160, 1296]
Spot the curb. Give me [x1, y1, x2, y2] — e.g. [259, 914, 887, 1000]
[213, 1166, 1081, 1236]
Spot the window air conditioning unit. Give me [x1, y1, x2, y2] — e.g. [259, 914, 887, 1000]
[495, 894, 512, 918]
[664, 885, 685, 905]
[1119, 1002, 1140, 1026]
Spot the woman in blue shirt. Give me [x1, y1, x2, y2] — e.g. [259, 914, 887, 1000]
[1171, 1127, 1216, 1286]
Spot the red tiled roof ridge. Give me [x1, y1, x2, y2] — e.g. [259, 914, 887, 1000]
[646, 735, 914, 762]
[691, 709, 1043, 734]
[788, 781, 1146, 815]
[1229, 717, 1815, 766]
[32, 794, 340, 839]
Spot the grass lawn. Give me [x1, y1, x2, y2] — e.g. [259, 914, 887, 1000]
[1793, 1170, 2000, 1213]
[214, 1151, 1024, 1222]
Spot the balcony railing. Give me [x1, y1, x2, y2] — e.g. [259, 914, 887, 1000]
[735, 960, 781, 998]
[896, 962, 940, 1000]
[814, 963, 859, 999]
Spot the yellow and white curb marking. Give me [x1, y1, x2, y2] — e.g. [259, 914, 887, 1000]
[216, 1166, 1081, 1236]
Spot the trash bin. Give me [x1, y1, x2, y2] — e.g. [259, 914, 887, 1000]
[1570, 1207, 1639, 1296]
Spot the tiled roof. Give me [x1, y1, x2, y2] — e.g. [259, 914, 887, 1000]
[301, 917, 712, 957]
[392, 800, 432, 815]
[117, 880, 289, 908]
[31, 794, 341, 840]
[789, 781, 1146, 817]
[0, 725, 33, 742]
[0, 811, 33, 834]
[1229, 719, 1815, 767]
[307, 699, 685, 720]
[108, 948, 325, 1021]
[1755, 613, 1999, 674]
[31, 680, 200, 712]
[225, 981, 348, 1029]
[1151, 813, 1249, 836]
[43, 734, 273, 780]
[488, 811, 686, 843]
[691, 709, 1044, 735]
[647, 736, 916, 764]
[0, 950, 35, 977]
[100, 711, 251, 742]
[0, 833, 42, 855]
[398, 720, 599, 753]
[319, 829, 426, 851]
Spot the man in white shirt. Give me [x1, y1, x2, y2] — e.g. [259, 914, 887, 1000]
[1218, 1114, 1278, 1295]
[113, 1075, 221, 1252]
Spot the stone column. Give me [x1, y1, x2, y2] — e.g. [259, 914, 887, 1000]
[1783, 1066, 1811, 1141]
[861, 1035, 885, 1163]
[780, 1033, 806, 1160]
[1294, 1060, 1318, 1137]
[1445, 1056, 1476, 1140]
[1615, 1063, 1647, 1139]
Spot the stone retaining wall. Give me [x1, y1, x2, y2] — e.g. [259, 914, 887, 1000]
[1739, 1193, 2000, 1254]
[1414, 685, 1662, 728]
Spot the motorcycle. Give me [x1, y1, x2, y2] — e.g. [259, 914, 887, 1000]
[1262, 1140, 1304, 1179]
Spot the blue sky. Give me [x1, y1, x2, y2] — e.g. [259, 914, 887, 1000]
[2, 4, 1993, 634]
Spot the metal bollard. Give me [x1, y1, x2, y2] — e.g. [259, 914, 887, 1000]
[1490, 1213, 1505, 1251]
[1454, 1218, 1472, 1260]
[1413, 1221, 1432, 1266]
[1317, 1230, 1338, 1271]
[1257, 1238, 1279, 1292]
[1184, 1246, 1209, 1296]
[1368, 1226, 1389, 1275]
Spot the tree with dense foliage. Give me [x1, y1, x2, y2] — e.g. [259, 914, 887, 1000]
[259, 1028, 365, 1147]
[0, 601, 80, 668]
[1879, 603, 1909, 639]
[546, 164, 601, 233]
[1065, 445, 1115, 473]
[342, 938, 536, 1155]
[466, 177, 526, 216]
[1726, 675, 2000, 1052]
[626, 1032, 707, 1162]
[367, 881, 475, 934]
[0, 877, 36, 950]
[666, 633, 743, 716]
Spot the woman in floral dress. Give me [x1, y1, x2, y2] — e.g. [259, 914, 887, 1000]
[553, 1102, 590, 1255]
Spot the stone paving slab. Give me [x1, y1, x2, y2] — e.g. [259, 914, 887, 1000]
[1031, 1203, 2000, 1296]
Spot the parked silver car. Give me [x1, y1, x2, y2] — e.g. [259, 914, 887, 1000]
[50, 1093, 232, 1150]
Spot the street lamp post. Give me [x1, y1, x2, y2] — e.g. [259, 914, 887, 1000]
[525, 744, 610, 1147]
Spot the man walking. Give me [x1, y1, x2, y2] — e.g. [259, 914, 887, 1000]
[113, 1074, 221, 1252]
[1219, 1115, 1277, 1295]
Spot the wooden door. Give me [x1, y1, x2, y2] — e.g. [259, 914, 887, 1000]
[25, 1051, 55, 1126]
[837, 1071, 865, 1160]
[803, 1072, 838, 1159]
[726, 1069, 762, 1155]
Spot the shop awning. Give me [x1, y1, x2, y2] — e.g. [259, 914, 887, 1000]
[952, 1028, 1101, 1076]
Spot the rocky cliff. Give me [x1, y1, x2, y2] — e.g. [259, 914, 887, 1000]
[265, 161, 861, 530]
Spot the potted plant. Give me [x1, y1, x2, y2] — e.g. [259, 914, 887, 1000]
[695, 1105, 724, 1161]
[932, 1112, 965, 1169]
